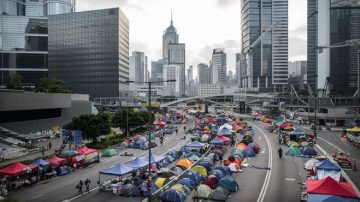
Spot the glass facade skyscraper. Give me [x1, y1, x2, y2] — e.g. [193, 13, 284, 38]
[48, 8, 129, 99]
[0, 0, 75, 87]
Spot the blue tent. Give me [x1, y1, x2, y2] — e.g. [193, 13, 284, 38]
[243, 147, 256, 157]
[140, 154, 166, 164]
[307, 194, 359, 202]
[209, 169, 225, 181]
[138, 183, 158, 196]
[177, 178, 196, 189]
[132, 141, 145, 149]
[289, 129, 306, 136]
[301, 147, 318, 157]
[210, 138, 223, 145]
[160, 189, 186, 202]
[213, 165, 231, 175]
[100, 163, 134, 176]
[167, 150, 180, 159]
[181, 170, 202, 184]
[185, 151, 202, 158]
[125, 157, 148, 169]
[185, 141, 206, 148]
[218, 176, 239, 192]
[31, 159, 49, 167]
[315, 159, 341, 171]
[198, 160, 212, 171]
[180, 147, 190, 154]
[218, 128, 232, 136]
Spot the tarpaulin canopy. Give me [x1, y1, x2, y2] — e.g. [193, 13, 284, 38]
[306, 177, 358, 198]
[316, 160, 341, 171]
[31, 159, 49, 167]
[76, 147, 97, 155]
[289, 129, 306, 136]
[210, 138, 223, 145]
[307, 194, 359, 202]
[185, 141, 206, 148]
[47, 156, 66, 166]
[0, 162, 36, 175]
[217, 134, 230, 142]
[125, 157, 148, 169]
[100, 163, 133, 176]
[140, 154, 166, 164]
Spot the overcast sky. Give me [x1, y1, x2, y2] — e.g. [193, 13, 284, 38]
[77, 0, 307, 78]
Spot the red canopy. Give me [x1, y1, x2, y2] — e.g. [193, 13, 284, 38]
[47, 156, 66, 166]
[217, 134, 230, 142]
[76, 147, 97, 155]
[307, 177, 358, 198]
[0, 162, 36, 175]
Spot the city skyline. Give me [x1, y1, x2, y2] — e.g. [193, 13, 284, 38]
[77, 0, 307, 77]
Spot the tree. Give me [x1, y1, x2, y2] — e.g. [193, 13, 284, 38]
[6, 74, 22, 90]
[112, 107, 150, 135]
[63, 112, 111, 144]
[36, 77, 71, 93]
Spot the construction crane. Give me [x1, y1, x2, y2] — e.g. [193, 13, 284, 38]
[317, 39, 360, 97]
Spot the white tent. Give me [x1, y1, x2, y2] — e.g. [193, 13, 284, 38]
[304, 158, 319, 170]
[219, 123, 233, 131]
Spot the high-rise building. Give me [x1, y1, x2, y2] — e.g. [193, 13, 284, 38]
[211, 49, 227, 84]
[307, 0, 360, 96]
[163, 64, 181, 97]
[288, 61, 307, 77]
[151, 59, 164, 83]
[129, 51, 148, 84]
[48, 8, 129, 99]
[240, 0, 288, 92]
[0, 0, 75, 88]
[187, 66, 194, 83]
[197, 63, 208, 84]
[162, 16, 178, 62]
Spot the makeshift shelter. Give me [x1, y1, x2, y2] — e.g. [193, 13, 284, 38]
[288, 129, 306, 139]
[160, 189, 186, 202]
[192, 166, 208, 177]
[197, 184, 213, 199]
[209, 170, 225, 181]
[57, 150, 77, 158]
[315, 160, 341, 181]
[213, 165, 231, 175]
[0, 162, 35, 175]
[305, 159, 320, 170]
[185, 141, 206, 149]
[125, 157, 148, 169]
[31, 159, 49, 167]
[217, 135, 230, 143]
[243, 147, 256, 157]
[102, 148, 118, 157]
[285, 147, 301, 156]
[181, 170, 202, 184]
[47, 156, 66, 166]
[171, 184, 190, 194]
[99, 163, 133, 176]
[218, 176, 239, 192]
[209, 186, 230, 201]
[210, 138, 223, 145]
[155, 177, 171, 188]
[307, 194, 359, 202]
[301, 147, 318, 157]
[201, 177, 218, 189]
[140, 154, 166, 164]
[177, 178, 196, 189]
[306, 177, 358, 198]
[176, 159, 193, 170]
[123, 184, 139, 197]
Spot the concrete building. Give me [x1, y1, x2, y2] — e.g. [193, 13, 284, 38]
[211, 49, 227, 84]
[48, 8, 129, 99]
[0, 0, 75, 88]
[129, 51, 148, 84]
[197, 84, 223, 96]
[307, 0, 360, 96]
[187, 66, 194, 83]
[168, 43, 185, 96]
[288, 61, 307, 77]
[240, 0, 288, 92]
[197, 63, 208, 84]
[163, 64, 181, 97]
[151, 59, 165, 83]
[162, 17, 178, 62]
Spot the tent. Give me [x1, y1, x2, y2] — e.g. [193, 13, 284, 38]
[228, 163, 241, 172]
[76, 147, 97, 155]
[217, 135, 230, 142]
[209, 186, 230, 201]
[100, 163, 133, 176]
[158, 167, 176, 178]
[187, 155, 200, 163]
[47, 156, 66, 166]
[197, 184, 213, 199]
[102, 148, 119, 157]
[198, 160, 213, 171]
[181, 170, 202, 184]
[167, 150, 180, 159]
[306, 177, 358, 198]
[272, 118, 283, 124]
[57, 150, 78, 158]
[315, 159, 341, 181]
[218, 176, 239, 192]
[209, 170, 225, 181]
[185, 141, 206, 149]
[180, 147, 191, 154]
[166, 155, 175, 163]
[31, 159, 49, 167]
[155, 177, 171, 189]
[160, 189, 186, 202]
[210, 138, 224, 145]
[201, 134, 210, 142]
[123, 184, 140, 197]
[285, 147, 301, 156]
[347, 127, 360, 133]
[171, 184, 190, 194]
[217, 128, 232, 136]
[237, 143, 247, 150]
[248, 143, 261, 154]
[186, 151, 202, 158]
[243, 147, 256, 157]
[201, 177, 218, 189]
[125, 157, 148, 169]
[219, 123, 233, 131]
[140, 154, 166, 164]
[138, 182, 158, 196]
[177, 178, 196, 189]
[277, 122, 290, 128]
[176, 159, 193, 170]
[241, 137, 253, 145]
[173, 166, 184, 175]
[0, 162, 36, 175]
[301, 147, 318, 157]
[307, 194, 359, 202]
[305, 159, 320, 170]
[288, 142, 301, 148]
[213, 165, 231, 175]
[192, 166, 208, 177]
[289, 129, 306, 136]
[232, 149, 243, 156]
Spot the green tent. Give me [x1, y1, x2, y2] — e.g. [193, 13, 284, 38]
[285, 147, 301, 156]
[197, 184, 212, 199]
[57, 150, 77, 158]
[272, 118, 283, 124]
[145, 134, 155, 141]
[102, 148, 119, 157]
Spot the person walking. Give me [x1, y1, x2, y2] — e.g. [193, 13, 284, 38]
[84, 178, 91, 192]
[278, 147, 283, 159]
[41, 146, 45, 156]
[48, 142, 52, 150]
[77, 180, 83, 195]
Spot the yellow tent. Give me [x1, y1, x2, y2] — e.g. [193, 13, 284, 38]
[155, 177, 170, 188]
[171, 184, 190, 194]
[347, 127, 360, 133]
[176, 159, 193, 169]
[192, 166, 208, 177]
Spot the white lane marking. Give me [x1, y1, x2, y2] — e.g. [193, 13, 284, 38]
[285, 178, 295, 181]
[246, 121, 273, 202]
[258, 136, 262, 140]
[299, 172, 302, 176]
[31, 194, 44, 199]
[317, 137, 345, 153]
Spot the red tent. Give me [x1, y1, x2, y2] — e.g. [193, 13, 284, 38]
[47, 156, 66, 166]
[307, 177, 358, 198]
[0, 162, 36, 175]
[76, 147, 97, 155]
[217, 134, 230, 142]
[277, 122, 290, 128]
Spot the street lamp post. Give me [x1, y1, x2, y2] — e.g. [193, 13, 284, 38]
[314, 93, 317, 139]
[126, 79, 176, 202]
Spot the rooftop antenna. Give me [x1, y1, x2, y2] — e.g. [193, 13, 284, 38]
[171, 10, 173, 25]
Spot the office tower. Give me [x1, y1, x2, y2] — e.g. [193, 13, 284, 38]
[129, 51, 148, 84]
[48, 8, 129, 99]
[211, 49, 227, 84]
[197, 63, 208, 84]
[288, 61, 307, 77]
[307, 0, 360, 96]
[187, 66, 194, 83]
[0, 0, 75, 88]
[163, 64, 181, 97]
[162, 16, 179, 62]
[151, 59, 165, 83]
[240, 0, 288, 92]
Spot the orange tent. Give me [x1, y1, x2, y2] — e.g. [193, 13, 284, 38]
[260, 117, 266, 122]
[237, 143, 247, 150]
[224, 158, 241, 166]
[176, 159, 193, 169]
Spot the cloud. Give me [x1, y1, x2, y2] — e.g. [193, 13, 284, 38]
[76, 0, 147, 14]
[216, 0, 238, 8]
[289, 35, 307, 61]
